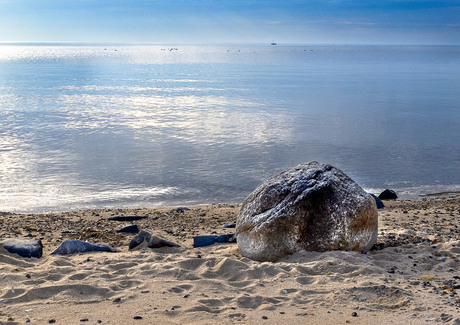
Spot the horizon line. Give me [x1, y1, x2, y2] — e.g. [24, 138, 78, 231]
[1, 41, 459, 47]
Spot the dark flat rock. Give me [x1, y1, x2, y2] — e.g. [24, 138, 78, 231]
[51, 239, 120, 255]
[216, 234, 236, 243]
[223, 223, 236, 228]
[116, 225, 140, 234]
[193, 235, 217, 248]
[148, 237, 180, 248]
[193, 234, 236, 247]
[1, 238, 43, 258]
[129, 231, 180, 249]
[108, 216, 147, 222]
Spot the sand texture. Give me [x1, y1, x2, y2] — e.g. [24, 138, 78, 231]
[0, 197, 459, 324]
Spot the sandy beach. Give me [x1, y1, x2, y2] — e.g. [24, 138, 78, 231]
[1, 196, 459, 324]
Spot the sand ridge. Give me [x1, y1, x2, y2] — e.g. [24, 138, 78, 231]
[0, 197, 459, 324]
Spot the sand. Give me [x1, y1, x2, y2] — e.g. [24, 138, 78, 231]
[0, 197, 459, 324]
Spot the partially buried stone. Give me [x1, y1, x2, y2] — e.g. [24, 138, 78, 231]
[378, 189, 398, 200]
[116, 225, 139, 234]
[193, 235, 216, 248]
[129, 231, 180, 250]
[236, 162, 378, 262]
[51, 239, 120, 255]
[0, 238, 43, 258]
[148, 236, 180, 248]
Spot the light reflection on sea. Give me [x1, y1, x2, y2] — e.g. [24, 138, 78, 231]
[0, 45, 459, 212]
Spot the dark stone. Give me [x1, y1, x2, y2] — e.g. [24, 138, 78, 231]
[370, 194, 385, 209]
[223, 223, 236, 228]
[193, 234, 237, 247]
[236, 162, 378, 262]
[148, 237, 180, 248]
[174, 207, 190, 213]
[378, 189, 398, 200]
[108, 216, 147, 222]
[129, 231, 180, 249]
[216, 234, 236, 243]
[116, 225, 139, 234]
[193, 235, 216, 248]
[1, 238, 43, 258]
[129, 231, 152, 250]
[51, 239, 119, 255]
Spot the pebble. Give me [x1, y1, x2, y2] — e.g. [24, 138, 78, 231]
[49, 320, 56, 324]
[352, 312, 358, 317]
[133, 316, 143, 320]
[262, 315, 268, 319]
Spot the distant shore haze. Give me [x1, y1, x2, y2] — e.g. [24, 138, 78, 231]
[236, 161, 378, 262]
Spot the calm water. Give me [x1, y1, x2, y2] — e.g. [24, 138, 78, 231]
[1, 45, 459, 212]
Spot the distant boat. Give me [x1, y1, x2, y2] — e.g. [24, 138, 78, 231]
[271, 41, 277, 45]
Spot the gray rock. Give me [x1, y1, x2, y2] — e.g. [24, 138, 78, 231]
[117, 224, 140, 234]
[236, 162, 378, 261]
[51, 239, 120, 255]
[1, 238, 43, 258]
[129, 231, 152, 250]
[148, 237, 180, 248]
[129, 231, 180, 250]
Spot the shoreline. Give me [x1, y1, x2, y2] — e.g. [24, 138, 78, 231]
[1, 196, 459, 324]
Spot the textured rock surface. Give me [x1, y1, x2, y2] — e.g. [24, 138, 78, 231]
[236, 162, 378, 261]
[0, 238, 43, 258]
[51, 239, 120, 255]
[378, 189, 398, 200]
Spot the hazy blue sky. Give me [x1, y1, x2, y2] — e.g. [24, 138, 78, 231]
[1, 0, 459, 44]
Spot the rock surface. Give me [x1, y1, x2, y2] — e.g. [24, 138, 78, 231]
[378, 189, 398, 200]
[129, 231, 180, 250]
[0, 238, 43, 258]
[51, 239, 120, 255]
[236, 162, 378, 261]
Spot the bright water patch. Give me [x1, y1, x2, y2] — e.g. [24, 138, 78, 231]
[0, 45, 459, 212]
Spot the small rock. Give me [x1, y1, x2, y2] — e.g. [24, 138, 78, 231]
[108, 216, 147, 222]
[117, 225, 139, 234]
[129, 231, 152, 250]
[51, 240, 119, 255]
[49, 320, 56, 324]
[133, 316, 143, 320]
[378, 189, 398, 200]
[223, 223, 236, 228]
[174, 207, 190, 213]
[148, 237, 180, 249]
[352, 312, 358, 317]
[1, 238, 43, 258]
[262, 315, 268, 320]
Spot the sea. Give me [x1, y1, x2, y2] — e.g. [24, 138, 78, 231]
[0, 44, 459, 213]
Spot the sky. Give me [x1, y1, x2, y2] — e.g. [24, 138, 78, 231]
[0, 0, 459, 45]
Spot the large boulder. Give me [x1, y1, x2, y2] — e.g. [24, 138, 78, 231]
[236, 162, 378, 262]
